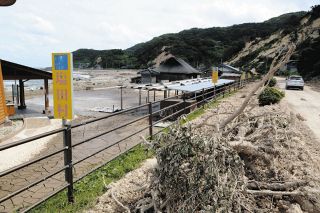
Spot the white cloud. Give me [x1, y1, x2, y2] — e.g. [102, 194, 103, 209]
[0, 0, 318, 67]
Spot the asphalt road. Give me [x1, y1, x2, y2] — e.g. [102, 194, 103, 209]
[277, 77, 320, 141]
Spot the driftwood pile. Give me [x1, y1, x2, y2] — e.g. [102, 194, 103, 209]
[148, 125, 248, 212]
[131, 106, 320, 212]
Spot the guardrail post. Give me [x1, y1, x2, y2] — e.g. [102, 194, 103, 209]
[183, 93, 187, 114]
[222, 86, 225, 98]
[202, 88, 205, 108]
[120, 86, 123, 110]
[148, 102, 153, 140]
[63, 121, 74, 203]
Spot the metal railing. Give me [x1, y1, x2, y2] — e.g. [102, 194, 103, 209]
[0, 79, 251, 212]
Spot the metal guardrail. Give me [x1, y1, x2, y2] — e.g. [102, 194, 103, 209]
[0, 79, 251, 212]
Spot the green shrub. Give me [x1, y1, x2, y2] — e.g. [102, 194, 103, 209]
[258, 87, 285, 106]
[265, 77, 277, 87]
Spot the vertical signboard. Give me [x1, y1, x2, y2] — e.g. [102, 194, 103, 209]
[52, 53, 74, 120]
[0, 61, 7, 124]
[212, 68, 218, 84]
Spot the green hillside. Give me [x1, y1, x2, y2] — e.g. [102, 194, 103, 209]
[73, 11, 307, 69]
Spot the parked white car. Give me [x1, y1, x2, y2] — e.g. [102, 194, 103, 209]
[285, 75, 304, 90]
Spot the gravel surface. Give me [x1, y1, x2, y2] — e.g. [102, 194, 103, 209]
[277, 77, 320, 141]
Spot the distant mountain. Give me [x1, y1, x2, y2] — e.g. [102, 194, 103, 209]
[73, 6, 320, 79]
[228, 5, 320, 79]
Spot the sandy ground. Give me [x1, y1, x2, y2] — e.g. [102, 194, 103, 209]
[4, 69, 140, 108]
[73, 69, 138, 89]
[0, 120, 23, 141]
[86, 159, 158, 213]
[277, 77, 320, 141]
[4, 69, 163, 117]
[0, 118, 62, 172]
[25, 87, 163, 117]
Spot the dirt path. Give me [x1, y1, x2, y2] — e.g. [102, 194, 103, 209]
[277, 77, 320, 141]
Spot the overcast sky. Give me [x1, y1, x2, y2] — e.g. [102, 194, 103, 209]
[0, 0, 318, 67]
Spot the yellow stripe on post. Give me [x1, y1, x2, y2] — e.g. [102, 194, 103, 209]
[0, 61, 7, 124]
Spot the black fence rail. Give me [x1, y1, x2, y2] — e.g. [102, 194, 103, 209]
[0, 79, 251, 212]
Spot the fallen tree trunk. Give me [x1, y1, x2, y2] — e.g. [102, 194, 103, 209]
[246, 189, 300, 196]
[219, 45, 296, 130]
[247, 180, 308, 191]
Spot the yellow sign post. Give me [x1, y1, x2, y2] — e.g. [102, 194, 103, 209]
[212, 69, 218, 84]
[212, 68, 219, 97]
[52, 53, 74, 120]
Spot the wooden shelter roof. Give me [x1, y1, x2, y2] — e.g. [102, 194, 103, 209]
[0, 0, 16, 6]
[0, 59, 52, 80]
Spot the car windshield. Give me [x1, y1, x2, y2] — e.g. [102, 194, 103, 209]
[289, 76, 302, 80]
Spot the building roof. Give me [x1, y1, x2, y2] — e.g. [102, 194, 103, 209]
[0, 59, 52, 80]
[130, 78, 234, 92]
[0, 0, 16, 6]
[154, 57, 200, 74]
[221, 73, 241, 77]
[167, 79, 234, 92]
[138, 69, 160, 76]
[219, 64, 241, 74]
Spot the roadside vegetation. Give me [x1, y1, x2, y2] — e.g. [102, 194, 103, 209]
[31, 145, 153, 213]
[258, 87, 285, 106]
[265, 77, 277, 87]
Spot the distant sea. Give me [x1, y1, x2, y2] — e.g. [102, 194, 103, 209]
[4, 80, 52, 91]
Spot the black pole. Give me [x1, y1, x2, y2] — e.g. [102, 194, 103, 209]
[139, 88, 142, 105]
[120, 87, 123, 110]
[11, 84, 14, 104]
[202, 88, 205, 108]
[63, 121, 74, 203]
[18, 80, 26, 109]
[16, 85, 20, 105]
[183, 93, 187, 115]
[148, 102, 153, 140]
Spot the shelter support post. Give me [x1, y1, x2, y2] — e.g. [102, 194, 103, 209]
[44, 78, 50, 114]
[16, 85, 19, 105]
[18, 80, 26, 110]
[164, 90, 167, 99]
[11, 84, 14, 104]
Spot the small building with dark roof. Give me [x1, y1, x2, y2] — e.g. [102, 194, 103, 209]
[218, 64, 241, 74]
[218, 64, 242, 81]
[154, 57, 200, 82]
[131, 57, 201, 84]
